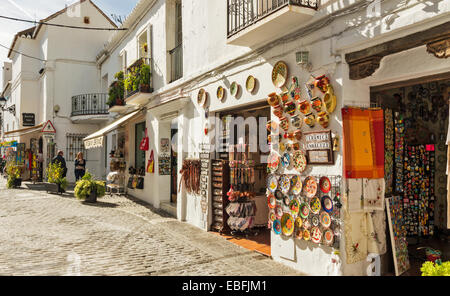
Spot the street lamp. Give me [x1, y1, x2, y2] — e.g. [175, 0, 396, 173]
[0, 96, 6, 109]
[0, 96, 16, 116]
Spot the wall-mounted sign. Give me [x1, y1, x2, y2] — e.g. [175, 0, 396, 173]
[41, 120, 56, 133]
[303, 130, 334, 165]
[22, 113, 35, 127]
[158, 156, 171, 175]
[160, 138, 170, 153]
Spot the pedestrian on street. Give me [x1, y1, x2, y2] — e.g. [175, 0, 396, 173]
[52, 150, 67, 178]
[74, 152, 86, 181]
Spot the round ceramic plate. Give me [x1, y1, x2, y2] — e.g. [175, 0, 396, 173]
[273, 220, 282, 235]
[320, 212, 331, 228]
[197, 88, 207, 107]
[279, 175, 290, 194]
[275, 190, 284, 201]
[268, 211, 276, 222]
[321, 195, 334, 213]
[290, 175, 302, 195]
[281, 153, 290, 168]
[299, 202, 310, 219]
[304, 176, 318, 198]
[246, 75, 256, 93]
[303, 218, 311, 230]
[311, 227, 322, 244]
[311, 215, 319, 227]
[230, 82, 239, 97]
[267, 152, 280, 172]
[294, 216, 302, 229]
[289, 198, 300, 216]
[217, 86, 225, 101]
[295, 228, 303, 240]
[267, 175, 278, 193]
[272, 61, 288, 88]
[275, 204, 283, 219]
[323, 229, 334, 245]
[292, 150, 307, 173]
[283, 196, 290, 207]
[267, 194, 276, 209]
[310, 197, 321, 214]
[281, 213, 294, 236]
[319, 176, 331, 193]
[303, 229, 311, 241]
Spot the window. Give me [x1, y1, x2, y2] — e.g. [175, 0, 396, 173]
[84, 17, 90, 24]
[175, 1, 182, 46]
[66, 133, 88, 162]
[135, 122, 146, 170]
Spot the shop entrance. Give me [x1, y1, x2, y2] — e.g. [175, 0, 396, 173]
[211, 102, 271, 256]
[371, 74, 450, 275]
[171, 125, 178, 203]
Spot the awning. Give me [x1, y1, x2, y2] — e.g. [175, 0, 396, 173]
[84, 110, 141, 149]
[3, 123, 44, 138]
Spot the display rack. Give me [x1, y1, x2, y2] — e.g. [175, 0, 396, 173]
[107, 157, 126, 195]
[210, 159, 230, 233]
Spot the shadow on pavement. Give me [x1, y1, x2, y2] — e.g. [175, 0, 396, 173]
[81, 201, 118, 208]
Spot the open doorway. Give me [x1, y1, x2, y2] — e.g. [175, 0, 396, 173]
[171, 121, 178, 203]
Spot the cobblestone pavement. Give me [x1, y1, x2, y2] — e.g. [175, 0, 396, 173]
[0, 181, 303, 276]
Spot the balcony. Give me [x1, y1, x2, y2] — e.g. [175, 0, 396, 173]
[125, 57, 154, 106]
[169, 43, 183, 83]
[227, 0, 318, 47]
[71, 93, 110, 123]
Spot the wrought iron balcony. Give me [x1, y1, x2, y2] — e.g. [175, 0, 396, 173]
[227, 0, 318, 39]
[169, 43, 183, 83]
[71, 93, 109, 117]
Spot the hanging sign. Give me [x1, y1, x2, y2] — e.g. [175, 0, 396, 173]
[22, 113, 35, 127]
[41, 120, 56, 133]
[303, 130, 334, 164]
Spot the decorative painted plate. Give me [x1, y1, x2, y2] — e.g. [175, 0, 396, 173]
[310, 197, 321, 214]
[303, 229, 311, 241]
[279, 175, 291, 194]
[275, 204, 283, 219]
[311, 227, 322, 244]
[275, 190, 284, 201]
[299, 202, 310, 219]
[230, 82, 239, 97]
[303, 218, 311, 230]
[323, 229, 334, 245]
[267, 152, 280, 172]
[321, 195, 334, 213]
[283, 196, 290, 207]
[268, 211, 276, 222]
[281, 153, 290, 168]
[267, 175, 278, 193]
[271, 61, 288, 88]
[294, 216, 303, 229]
[289, 198, 300, 216]
[246, 75, 256, 93]
[319, 176, 331, 193]
[267, 194, 276, 209]
[303, 176, 318, 198]
[273, 219, 282, 235]
[290, 175, 302, 195]
[320, 211, 331, 229]
[292, 150, 307, 173]
[217, 86, 225, 101]
[281, 213, 294, 236]
[295, 228, 303, 240]
[311, 215, 320, 227]
[197, 88, 207, 107]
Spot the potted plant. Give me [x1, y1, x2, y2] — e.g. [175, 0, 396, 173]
[46, 162, 67, 194]
[421, 261, 450, 276]
[142, 42, 148, 54]
[107, 71, 125, 107]
[139, 64, 151, 93]
[6, 164, 22, 189]
[74, 171, 106, 203]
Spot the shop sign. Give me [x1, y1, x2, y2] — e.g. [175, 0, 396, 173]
[160, 138, 170, 154]
[22, 113, 35, 127]
[84, 137, 103, 149]
[158, 156, 171, 175]
[303, 130, 334, 165]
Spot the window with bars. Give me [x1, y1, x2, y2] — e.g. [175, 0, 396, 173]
[66, 134, 88, 161]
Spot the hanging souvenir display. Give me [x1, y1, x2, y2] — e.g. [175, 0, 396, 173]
[384, 108, 394, 195]
[178, 159, 201, 195]
[394, 112, 405, 193]
[271, 61, 288, 88]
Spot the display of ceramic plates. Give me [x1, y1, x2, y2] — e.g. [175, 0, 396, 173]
[319, 176, 331, 193]
[267, 194, 276, 209]
[267, 152, 280, 172]
[217, 86, 225, 101]
[279, 175, 290, 194]
[290, 175, 302, 195]
[295, 228, 303, 239]
[292, 150, 307, 173]
[303, 229, 311, 241]
[289, 198, 300, 216]
[299, 202, 310, 219]
[303, 176, 318, 198]
[273, 220, 282, 235]
[320, 212, 331, 228]
[310, 197, 321, 214]
[272, 61, 288, 88]
[275, 190, 284, 200]
[281, 213, 294, 236]
[230, 82, 239, 97]
[321, 195, 334, 213]
[197, 88, 207, 107]
[269, 211, 276, 222]
[311, 227, 322, 244]
[281, 153, 290, 168]
[246, 75, 256, 93]
[323, 229, 334, 245]
[275, 204, 283, 219]
[283, 196, 290, 207]
[267, 175, 278, 193]
[311, 215, 320, 227]
[294, 216, 302, 229]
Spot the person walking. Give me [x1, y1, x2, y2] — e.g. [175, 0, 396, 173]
[52, 150, 67, 178]
[74, 152, 86, 181]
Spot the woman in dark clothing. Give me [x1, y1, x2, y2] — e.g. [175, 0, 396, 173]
[74, 152, 86, 181]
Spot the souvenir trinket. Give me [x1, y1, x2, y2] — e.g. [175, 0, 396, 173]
[311, 215, 320, 227]
[303, 229, 311, 241]
[311, 97, 323, 112]
[267, 175, 278, 192]
[284, 195, 291, 206]
[280, 116, 289, 131]
[289, 76, 301, 101]
[294, 129, 302, 141]
[267, 93, 280, 106]
[304, 113, 316, 128]
[275, 190, 284, 200]
[303, 218, 311, 230]
[281, 153, 290, 168]
[275, 204, 283, 219]
[269, 211, 276, 222]
[299, 100, 311, 114]
[267, 152, 280, 172]
[291, 114, 302, 128]
[323, 229, 334, 245]
[321, 195, 334, 213]
[295, 216, 303, 229]
[284, 101, 296, 115]
[295, 228, 303, 239]
[217, 86, 225, 101]
[316, 111, 330, 128]
[314, 75, 330, 93]
[197, 88, 208, 107]
[266, 120, 279, 132]
[323, 84, 337, 113]
[268, 194, 276, 209]
[279, 175, 291, 194]
[230, 82, 239, 97]
[280, 92, 290, 105]
[290, 175, 302, 195]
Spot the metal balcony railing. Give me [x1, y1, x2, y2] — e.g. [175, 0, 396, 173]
[169, 43, 183, 83]
[227, 0, 318, 38]
[71, 93, 109, 117]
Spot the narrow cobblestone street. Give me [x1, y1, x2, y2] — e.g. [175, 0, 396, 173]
[0, 181, 303, 276]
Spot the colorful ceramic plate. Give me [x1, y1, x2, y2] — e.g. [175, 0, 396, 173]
[321, 195, 334, 213]
[267, 175, 278, 193]
[275, 190, 284, 201]
[267, 194, 276, 209]
[279, 175, 290, 194]
[303, 229, 311, 241]
[230, 82, 239, 97]
[295, 216, 303, 229]
[272, 61, 288, 88]
[281, 153, 290, 168]
[281, 213, 294, 236]
[246, 75, 256, 93]
[267, 152, 280, 172]
[269, 211, 276, 222]
[290, 175, 302, 195]
[303, 218, 311, 230]
[295, 228, 303, 239]
[275, 204, 283, 219]
[323, 229, 334, 245]
[311, 227, 322, 244]
[311, 215, 319, 227]
[289, 198, 300, 216]
[197, 88, 207, 107]
[217, 86, 225, 101]
[273, 220, 282, 235]
[292, 150, 307, 173]
[283, 196, 290, 207]
[310, 197, 321, 214]
[299, 202, 310, 219]
[319, 176, 331, 193]
[303, 176, 318, 198]
[320, 212, 331, 228]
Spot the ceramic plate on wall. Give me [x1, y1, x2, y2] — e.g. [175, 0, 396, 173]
[267, 175, 278, 193]
[290, 175, 302, 195]
[310, 197, 321, 214]
[289, 198, 300, 216]
[279, 175, 291, 194]
[320, 211, 331, 228]
[311, 227, 322, 244]
[267, 194, 276, 209]
[319, 176, 331, 193]
[272, 61, 288, 88]
[303, 176, 318, 198]
[292, 150, 307, 173]
[273, 219, 281, 235]
[281, 213, 294, 236]
[230, 82, 239, 97]
[323, 229, 334, 245]
[197, 88, 207, 107]
[246, 75, 256, 93]
[217, 86, 225, 101]
[321, 195, 334, 213]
